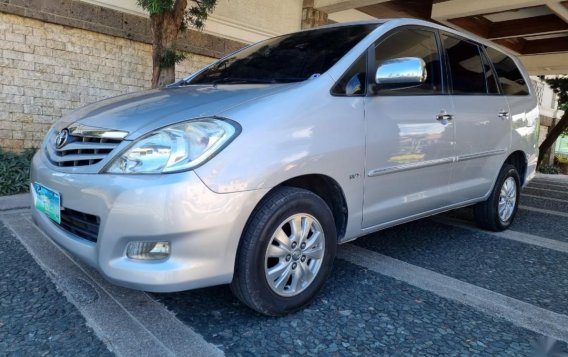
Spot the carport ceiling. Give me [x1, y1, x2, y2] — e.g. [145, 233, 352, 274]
[316, 0, 568, 74]
[446, 5, 568, 55]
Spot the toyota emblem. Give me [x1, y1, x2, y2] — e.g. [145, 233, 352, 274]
[55, 129, 69, 149]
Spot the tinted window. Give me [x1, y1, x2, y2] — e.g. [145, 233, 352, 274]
[374, 29, 442, 94]
[189, 24, 378, 85]
[332, 54, 367, 96]
[485, 47, 529, 96]
[442, 35, 486, 94]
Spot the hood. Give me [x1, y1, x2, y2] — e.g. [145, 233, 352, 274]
[58, 84, 295, 139]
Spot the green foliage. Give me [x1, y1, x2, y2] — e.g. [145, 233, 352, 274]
[137, 0, 217, 29]
[542, 75, 568, 108]
[0, 148, 36, 196]
[160, 47, 187, 68]
[185, 0, 217, 30]
[137, 0, 175, 14]
[537, 165, 561, 175]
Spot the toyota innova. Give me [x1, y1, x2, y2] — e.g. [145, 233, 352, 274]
[31, 19, 538, 316]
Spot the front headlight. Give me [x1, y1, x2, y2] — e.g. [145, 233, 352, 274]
[105, 118, 240, 174]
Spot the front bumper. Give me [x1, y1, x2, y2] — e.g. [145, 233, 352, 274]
[31, 152, 268, 292]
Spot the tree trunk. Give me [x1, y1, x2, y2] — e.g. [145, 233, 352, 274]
[538, 110, 568, 166]
[149, 0, 188, 89]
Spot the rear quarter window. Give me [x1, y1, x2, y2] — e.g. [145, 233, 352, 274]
[485, 47, 530, 96]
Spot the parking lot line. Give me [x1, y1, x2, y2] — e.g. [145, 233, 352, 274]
[510, 208, 568, 242]
[519, 205, 568, 218]
[531, 175, 568, 185]
[432, 216, 568, 254]
[528, 183, 568, 190]
[529, 182, 568, 191]
[0, 213, 223, 357]
[338, 244, 568, 343]
[523, 187, 568, 201]
[522, 194, 568, 203]
[525, 186, 568, 195]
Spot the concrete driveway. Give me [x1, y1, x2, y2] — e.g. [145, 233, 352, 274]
[1, 174, 567, 356]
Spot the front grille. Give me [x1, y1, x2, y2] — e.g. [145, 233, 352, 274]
[48, 134, 122, 167]
[58, 208, 100, 243]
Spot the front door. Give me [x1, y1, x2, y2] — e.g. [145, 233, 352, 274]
[362, 27, 455, 228]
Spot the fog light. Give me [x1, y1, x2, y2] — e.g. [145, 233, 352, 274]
[126, 241, 170, 260]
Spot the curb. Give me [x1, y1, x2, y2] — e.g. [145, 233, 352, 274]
[0, 193, 31, 211]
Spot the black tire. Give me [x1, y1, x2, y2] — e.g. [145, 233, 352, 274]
[474, 164, 520, 231]
[231, 186, 337, 316]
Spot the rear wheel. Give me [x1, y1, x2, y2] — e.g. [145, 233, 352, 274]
[474, 164, 520, 231]
[231, 186, 336, 316]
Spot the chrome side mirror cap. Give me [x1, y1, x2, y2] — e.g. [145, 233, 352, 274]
[375, 57, 427, 85]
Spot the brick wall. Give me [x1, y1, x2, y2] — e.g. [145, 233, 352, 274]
[0, 12, 217, 151]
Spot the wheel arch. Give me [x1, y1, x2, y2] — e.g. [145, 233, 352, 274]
[278, 174, 348, 241]
[503, 150, 528, 186]
[240, 174, 349, 244]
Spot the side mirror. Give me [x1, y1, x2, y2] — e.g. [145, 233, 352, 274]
[375, 57, 427, 85]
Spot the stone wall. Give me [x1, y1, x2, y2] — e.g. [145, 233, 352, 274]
[0, 0, 249, 152]
[0, 12, 215, 151]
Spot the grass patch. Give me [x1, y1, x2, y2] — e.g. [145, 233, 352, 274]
[0, 148, 36, 196]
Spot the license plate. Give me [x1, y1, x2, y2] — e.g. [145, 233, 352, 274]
[32, 182, 61, 224]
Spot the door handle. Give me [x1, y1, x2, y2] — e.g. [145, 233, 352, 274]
[498, 111, 510, 119]
[436, 112, 454, 121]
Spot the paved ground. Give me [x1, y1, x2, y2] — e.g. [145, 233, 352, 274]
[1, 174, 568, 356]
[0, 222, 111, 356]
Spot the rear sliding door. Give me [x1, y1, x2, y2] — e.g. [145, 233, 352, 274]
[442, 34, 511, 202]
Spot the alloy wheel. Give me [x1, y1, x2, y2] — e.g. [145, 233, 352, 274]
[498, 176, 517, 222]
[264, 214, 325, 297]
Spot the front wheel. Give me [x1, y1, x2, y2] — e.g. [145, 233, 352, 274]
[231, 187, 337, 316]
[474, 164, 520, 231]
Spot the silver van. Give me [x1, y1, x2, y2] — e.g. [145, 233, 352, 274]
[31, 19, 538, 316]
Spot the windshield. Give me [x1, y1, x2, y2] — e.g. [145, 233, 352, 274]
[188, 24, 379, 85]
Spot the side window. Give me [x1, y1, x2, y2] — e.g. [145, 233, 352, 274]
[331, 54, 367, 96]
[373, 28, 442, 94]
[485, 47, 530, 96]
[442, 34, 487, 94]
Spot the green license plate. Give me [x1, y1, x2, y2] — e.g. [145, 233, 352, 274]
[32, 182, 61, 224]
